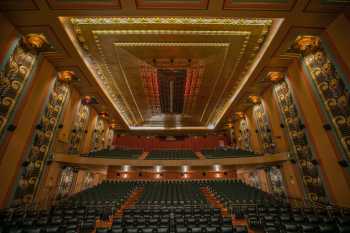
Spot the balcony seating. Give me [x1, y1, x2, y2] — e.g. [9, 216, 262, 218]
[146, 150, 198, 160]
[202, 148, 255, 159]
[86, 148, 142, 159]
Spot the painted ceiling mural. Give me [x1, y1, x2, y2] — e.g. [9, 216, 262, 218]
[66, 17, 273, 130]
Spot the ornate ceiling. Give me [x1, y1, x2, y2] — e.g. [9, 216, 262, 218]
[65, 17, 273, 129]
[0, 0, 349, 131]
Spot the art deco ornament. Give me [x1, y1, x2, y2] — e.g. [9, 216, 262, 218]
[248, 95, 261, 104]
[22, 33, 49, 50]
[291, 35, 321, 56]
[57, 71, 78, 83]
[267, 72, 284, 82]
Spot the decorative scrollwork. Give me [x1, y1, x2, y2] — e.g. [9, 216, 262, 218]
[0, 40, 38, 140]
[239, 117, 252, 151]
[12, 79, 69, 206]
[253, 102, 275, 154]
[296, 36, 350, 162]
[274, 79, 328, 204]
[68, 103, 90, 154]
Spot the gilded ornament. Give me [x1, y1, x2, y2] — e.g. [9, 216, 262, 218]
[337, 95, 347, 108]
[319, 82, 328, 92]
[22, 33, 49, 50]
[312, 68, 323, 79]
[329, 78, 338, 90]
[248, 95, 260, 104]
[326, 98, 337, 108]
[2, 97, 14, 106]
[28, 177, 36, 184]
[18, 65, 28, 78]
[57, 70, 78, 83]
[34, 160, 42, 168]
[314, 51, 326, 65]
[322, 62, 334, 76]
[267, 72, 284, 82]
[292, 36, 321, 56]
[39, 145, 47, 153]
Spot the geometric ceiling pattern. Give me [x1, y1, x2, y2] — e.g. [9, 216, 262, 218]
[67, 17, 273, 130]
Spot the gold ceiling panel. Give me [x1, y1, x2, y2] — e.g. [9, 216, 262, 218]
[68, 17, 272, 130]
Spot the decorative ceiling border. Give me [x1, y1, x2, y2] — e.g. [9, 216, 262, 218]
[71, 17, 272, 26]
[113, 42, 230, 47]
[94, 30, 251, 36]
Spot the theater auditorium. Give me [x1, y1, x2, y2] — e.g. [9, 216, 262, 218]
[0, 1, 350, 233]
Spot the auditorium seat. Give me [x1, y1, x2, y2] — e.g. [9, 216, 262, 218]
[86, 148, 142, 159]
[146, 150, 197, 160]
[202, 148, 255, 159]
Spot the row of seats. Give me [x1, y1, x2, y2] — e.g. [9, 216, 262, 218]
[137, 181, 207, 205]
[146, 150, 198, 160]
[86, 148, 142, 159]
[239, 204, 350, 233]
[96, 225, 248, 233]
[202, 148, 255, 159]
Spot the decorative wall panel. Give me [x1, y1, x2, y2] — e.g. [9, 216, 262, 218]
[68, 103, 90, 154]
[273, 79, 328, 203]
[239, 117, 252, 151]
[82, 171, 93, 191]
[12, 79, 69, 206]
[57, 166, 74, 198]
[292, 36, 350, 163]
[91, 117, 105, 150]
[0, 39, 38, 140]
[105, 128, 114, 149]
[253, 102, 275, 154]
[268, 166, 286, 196]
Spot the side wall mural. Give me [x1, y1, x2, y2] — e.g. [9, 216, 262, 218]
[57, 166, 75, 198]
[68, 103, 90, 154]
[293, 36, 350, 164]
[0, 34, 47, 142]
[268, 166, 286, 196]
[12, 78, 70, 206]
[273, 78, 328, 203]
[91, 116, 105, 151]
[239, 117, 252, 151]
[253, 102, 275, 154]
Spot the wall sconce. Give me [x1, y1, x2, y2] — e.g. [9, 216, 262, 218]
[57, 70, 78, 83]
[267, 72, 284, 82]
[248, 95, 260, 104]
[22, 33, 49, 51]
